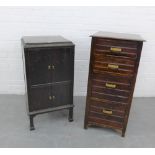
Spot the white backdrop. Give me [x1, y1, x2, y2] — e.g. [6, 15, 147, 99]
[0, 6, 155, 97]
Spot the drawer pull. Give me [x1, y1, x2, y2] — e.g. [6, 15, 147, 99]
[49, 95, 55, 100]
[110, 47, 122, 52]
[106, 83, 116, 88]
[108, 64, 119, 69]
[103, 109, 113, 115]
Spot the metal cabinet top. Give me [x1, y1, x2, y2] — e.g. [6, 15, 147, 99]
[91, 31, 145, 42]
[21, 35, 74, 48]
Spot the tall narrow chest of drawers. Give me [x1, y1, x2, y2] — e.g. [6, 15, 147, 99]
[22, 36, 75, 130]
[84, 31, 145, 136]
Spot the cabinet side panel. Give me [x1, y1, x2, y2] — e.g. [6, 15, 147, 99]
[84, 37, 95, 128]
[21, 44, 30, 115]
[122, 41, 143, 135]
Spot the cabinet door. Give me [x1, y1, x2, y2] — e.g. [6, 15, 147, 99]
[49, 47, 74, 82]
[51, 82, 72, 107]
[29, 82, 72, 112]
[29, 86, 51, 111]
[27, 48, 51, 85]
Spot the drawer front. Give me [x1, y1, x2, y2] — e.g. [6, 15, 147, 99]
[95, 38, 138, 48]
[91, 73, 131, 103]
[88, 98, 126, 129]
[29, 82, 72, 112]
[89, 108, 124, 123]
[91, 73, 132, 92]
[94, 38, 138, 59]
[92, 85, 129, 98]
[88, 117, 123, 129]
[91, 73, 132, 84]
[90, 97, 127, 111]
[94, 45, 137, 59]
[91, 91, 128, 103]
[93, 52, 135, 75]
[89, 105, 125, 117]
[27, 47, 74, 85]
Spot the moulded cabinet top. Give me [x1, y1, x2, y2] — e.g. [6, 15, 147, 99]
[21, 35, 75, 48]
[91, 31, 145, 42]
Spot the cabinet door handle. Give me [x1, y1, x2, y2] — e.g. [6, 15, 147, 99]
[52, 65, 55, 70]
[103, 109, 113, 115]
[106, 83, 116, 88]
[52, 95, 55, 100]
[110, 47, 122, 52]
[49, 95, 52, 100]
[108, 64, 119, 69]
[48, 65, 51, 70]
[48, 65, 55, 70]
[49, 95, 55, 100]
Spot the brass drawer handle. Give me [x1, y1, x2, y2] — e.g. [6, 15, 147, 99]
[110, 47, 122, 52]
[103, 109, 113, 115]
[108, 64, 119, 69]
[106, 83, 116, 88]
[49, 95, 56, 100]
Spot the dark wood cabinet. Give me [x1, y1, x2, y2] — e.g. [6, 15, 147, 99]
[84, 31, 145, 137]
[22, 36, 75, 130]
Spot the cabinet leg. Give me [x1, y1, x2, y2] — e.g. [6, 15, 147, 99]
[84, 123, 88, 129]
[84, 114, 88, 129]
[121, 129, 126, 137]
[68, 107, 73, 122]
[29, 115, 35, 130]
[121, 132, 125, 137]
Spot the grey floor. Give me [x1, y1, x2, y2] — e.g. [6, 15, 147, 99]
[0, 95, 155, 148]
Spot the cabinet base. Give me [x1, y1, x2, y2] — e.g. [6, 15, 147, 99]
[29, 105, 74, 130]
[85, 123, 126, 137]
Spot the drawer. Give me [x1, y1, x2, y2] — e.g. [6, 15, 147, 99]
[88, 112, 124, 124]
[93, 53, 135, 75]
[88, 117, 123, 129]
[91, 73, 132, 84]
[94, 44, 137, 59]
[90, 97, 127, 111]
[29, 82, 72, 112]
[92, 85, 130, 98]
[89, 105, 125, 117]
[88, 101, 125, 128]
[94, 52, 135, 65]
[91, 91, 128, 103]
[95, 38, 138, 49]
[91, 74, 132, 92]
[27, 47, 74, 85]
[91, 79, 130, 103]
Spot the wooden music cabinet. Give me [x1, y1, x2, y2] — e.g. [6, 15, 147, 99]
[22, 36, 75, 130]
[84, 31, 145, 137]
